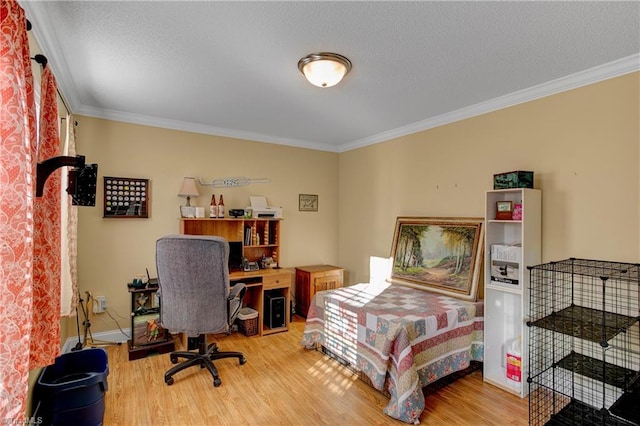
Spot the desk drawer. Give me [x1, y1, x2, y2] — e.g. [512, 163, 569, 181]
[263, 273, 291, 290]
[311, 270, 342, 279]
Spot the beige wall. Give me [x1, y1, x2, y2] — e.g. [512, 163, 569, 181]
[339, 73, 639, 284]
[67, 72, 639, 337]
[70, 119, 339, 334]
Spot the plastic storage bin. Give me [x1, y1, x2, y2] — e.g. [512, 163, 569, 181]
[237, 307, 259, 336]
[32, 348, 109, 426]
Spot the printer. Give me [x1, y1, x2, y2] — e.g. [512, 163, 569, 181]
[247, 196, 283, 219]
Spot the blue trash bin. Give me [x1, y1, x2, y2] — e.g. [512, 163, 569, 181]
[32, 348, 109, 426]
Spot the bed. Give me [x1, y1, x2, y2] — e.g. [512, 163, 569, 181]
[301, 282, 484, 424]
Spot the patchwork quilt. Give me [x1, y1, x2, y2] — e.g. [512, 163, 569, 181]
[301, 283, 484, 424]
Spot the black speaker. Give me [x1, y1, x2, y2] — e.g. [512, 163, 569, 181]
[264, 293, 286, 329]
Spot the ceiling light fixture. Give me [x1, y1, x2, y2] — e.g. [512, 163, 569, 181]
[298, 52, 352, 88]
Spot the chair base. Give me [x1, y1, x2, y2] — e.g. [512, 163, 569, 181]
[164, 337, 246, 387]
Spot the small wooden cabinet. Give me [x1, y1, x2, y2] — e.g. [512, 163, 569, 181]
[295, 265, 344, 317]
[127, 286, 174, 360]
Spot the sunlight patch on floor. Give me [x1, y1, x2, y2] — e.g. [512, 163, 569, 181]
[306, 356, 360, 396]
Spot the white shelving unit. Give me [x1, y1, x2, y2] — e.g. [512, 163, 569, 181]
[483, 188, 541, 397]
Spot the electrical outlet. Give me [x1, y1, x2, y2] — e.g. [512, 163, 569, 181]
[94, 296, 107, 313]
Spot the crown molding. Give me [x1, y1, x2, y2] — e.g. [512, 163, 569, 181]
[338, 54, 640, 153]
[21, 0, 638, 154]
[75, 105, 338, 152]
[79, 53, 639, 154]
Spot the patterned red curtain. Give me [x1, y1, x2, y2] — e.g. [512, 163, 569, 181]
[30, 61, 62, 368]
[0, 0, 37, 419]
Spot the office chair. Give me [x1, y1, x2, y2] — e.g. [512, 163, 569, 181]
[156, 234, 247, 387]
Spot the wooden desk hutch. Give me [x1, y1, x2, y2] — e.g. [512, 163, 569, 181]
[180, 218, 292, 337]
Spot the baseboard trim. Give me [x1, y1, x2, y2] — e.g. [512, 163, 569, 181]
[62, 328, 131, 353]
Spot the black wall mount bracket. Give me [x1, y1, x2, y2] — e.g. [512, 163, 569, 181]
[36, 155, 97, 206]
[36, 155, 85, 197]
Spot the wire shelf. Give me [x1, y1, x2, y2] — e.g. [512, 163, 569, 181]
[528, 258, 640, 425]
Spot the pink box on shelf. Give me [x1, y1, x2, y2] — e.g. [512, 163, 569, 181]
[512, 203, 523, 220]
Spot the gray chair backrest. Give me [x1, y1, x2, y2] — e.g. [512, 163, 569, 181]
[156, 234, 230, 335]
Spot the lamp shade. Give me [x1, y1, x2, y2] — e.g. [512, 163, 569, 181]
[178, 177, 199, 206]
[298, 52, 352, 88]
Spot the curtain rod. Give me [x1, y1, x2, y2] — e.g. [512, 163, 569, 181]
[30, 54, 72, 115]
[27, 20, 72, 115]
[56, 90, 72, 116]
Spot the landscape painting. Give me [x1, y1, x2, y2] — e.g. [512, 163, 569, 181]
[390, 217, 484, 301]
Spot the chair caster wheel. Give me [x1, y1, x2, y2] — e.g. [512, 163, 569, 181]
[170, 356, 178, 364]
[165, 377, 174, 386]
[239, 356, 247, 365]
[213, 378, 222, 387]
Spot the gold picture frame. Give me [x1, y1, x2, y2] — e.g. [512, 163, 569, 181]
[298, 194, 318, 212]
[390, 217, 484, 301]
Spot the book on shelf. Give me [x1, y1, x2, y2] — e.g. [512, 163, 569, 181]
[244, 226, 252, 246]
[268, 221, 276, 244]
[490, 244, 521, 285]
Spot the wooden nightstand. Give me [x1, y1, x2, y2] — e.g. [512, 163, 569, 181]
[295, 265, 344, 317]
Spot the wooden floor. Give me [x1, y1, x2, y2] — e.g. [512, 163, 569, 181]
[102, 317, 528, 425]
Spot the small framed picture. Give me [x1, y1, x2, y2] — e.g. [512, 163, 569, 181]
[495, 201, 513, 220]
[299, 194, 318, 212]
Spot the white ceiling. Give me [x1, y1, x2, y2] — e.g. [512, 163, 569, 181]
[21, 1, 640, 153]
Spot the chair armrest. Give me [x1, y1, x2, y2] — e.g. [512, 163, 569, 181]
[228, 283, 247, 326]
[229, 282, 246, 301]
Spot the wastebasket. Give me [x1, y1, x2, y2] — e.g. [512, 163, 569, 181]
[237, 307, 259, 336]
[32, 348, 109, 426]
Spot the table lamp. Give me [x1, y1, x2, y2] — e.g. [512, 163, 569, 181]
[178, 177, 199, 207]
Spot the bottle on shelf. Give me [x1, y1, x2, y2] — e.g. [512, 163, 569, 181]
[209, 195, 217, 218]
[506, 336, 522, 387]
[218, 195, 225, 218]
